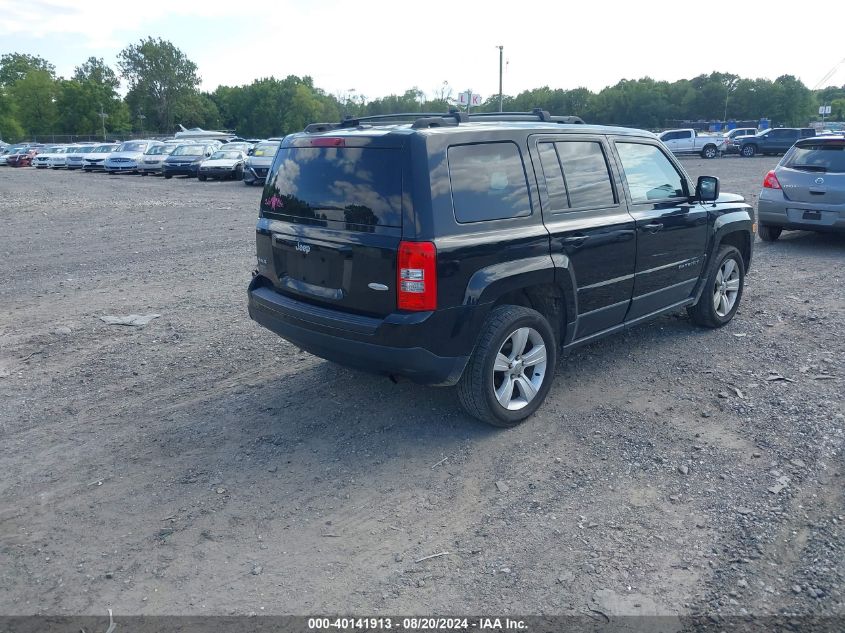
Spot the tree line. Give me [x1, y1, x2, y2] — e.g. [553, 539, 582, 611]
[1, 38, 844, 143]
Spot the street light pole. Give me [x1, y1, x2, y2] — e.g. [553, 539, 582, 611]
[497, 45, 504, 112]
[724, 77, 738, 124]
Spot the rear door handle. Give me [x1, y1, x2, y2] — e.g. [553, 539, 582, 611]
[642, 223, 663, 233]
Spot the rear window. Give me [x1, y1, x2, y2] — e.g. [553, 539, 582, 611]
[118, 142, 146, 152]
[448, 142, 531, 223]
[252, 143, 279, 157]
[264, 147, 402, 228]
[173, 145, 205, 156]
[784, 142, 845, 173]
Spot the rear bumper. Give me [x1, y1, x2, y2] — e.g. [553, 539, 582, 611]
[247, 276, 476, 386]
[759, 196, 845, 233]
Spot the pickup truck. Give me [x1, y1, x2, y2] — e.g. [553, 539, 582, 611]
[722, 128, 757, 154]
[658, 129, 727, 159]
[735, 128, 816, 157]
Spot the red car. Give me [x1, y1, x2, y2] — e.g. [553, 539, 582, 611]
[7, 148, 37, 167]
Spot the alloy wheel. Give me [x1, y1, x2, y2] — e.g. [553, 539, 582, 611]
[492, 327, 548, 410]
[713, 258, 741, 317]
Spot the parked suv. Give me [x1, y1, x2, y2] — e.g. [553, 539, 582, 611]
[736, 127, 816, 157]
[247, 110, 754, 426]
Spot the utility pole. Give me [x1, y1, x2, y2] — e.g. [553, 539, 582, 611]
[497, 45, 504, 112]
[98, 105, 108, 141]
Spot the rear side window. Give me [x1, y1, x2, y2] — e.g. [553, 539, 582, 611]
[448, 142, 531, 223]
[783, 142, 845, 173]
[616, 142, 686, 202]
[538, 141, 615, 211]
[264, 147, 402, 228]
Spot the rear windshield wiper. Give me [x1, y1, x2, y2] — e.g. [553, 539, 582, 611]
[789, 164, 827, 172]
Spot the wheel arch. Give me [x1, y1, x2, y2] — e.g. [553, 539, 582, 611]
[462, 255, 576, 347]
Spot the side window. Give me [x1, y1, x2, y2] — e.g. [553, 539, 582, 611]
[681, 131, 693, 140]
[616, 142, 686, 203]
[555, 141, 616, 209]
[538, 142, 568, 210]
[662, 131, 678, 142]
[448, 142, 531, 223]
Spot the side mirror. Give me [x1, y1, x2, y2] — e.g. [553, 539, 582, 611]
[696, 176, 719, 202]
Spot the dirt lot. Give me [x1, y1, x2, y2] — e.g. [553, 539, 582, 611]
[0, 158, 843, 622]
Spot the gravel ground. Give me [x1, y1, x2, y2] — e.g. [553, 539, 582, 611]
[0, 159, 842, 624]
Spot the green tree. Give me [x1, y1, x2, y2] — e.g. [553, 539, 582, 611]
[0, 88, 24, 141]
[0, 53, 55, 86]
[117, 37, 200, 132]
[172, 92, 221, 130]
[830, 98, 845, 121]
[769, 75, 814, 126]
[9, 70, 58, 137]
[56, 57, 127, 136]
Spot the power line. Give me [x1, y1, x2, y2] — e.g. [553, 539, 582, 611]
[813, 57, 845, 90]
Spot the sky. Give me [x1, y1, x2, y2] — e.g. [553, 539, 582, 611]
[1, 0, 844, 103]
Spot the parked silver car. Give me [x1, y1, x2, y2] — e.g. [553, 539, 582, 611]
[137, 143, 179, 175]
[758, 136, 845, 241]
[104, 140, 161, 173]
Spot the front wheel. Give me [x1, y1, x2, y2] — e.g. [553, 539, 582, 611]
[758, 224, 782, 242]
[164, 174, 172, 179]
[687, 245, 745, 328]
[457, 305, 557, 427]
[741, 144, 756, 158]
[198, 174, 207, 181]
[701, 145, 718, 159]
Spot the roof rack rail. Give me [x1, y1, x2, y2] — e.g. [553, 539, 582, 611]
[339, 112, 466, 129]
[302, 108, 583, 133]
[468, 108, 585, 124]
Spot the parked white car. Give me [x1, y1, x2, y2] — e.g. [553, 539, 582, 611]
[33, 145, 69, 168]
[51, 144, 96, 168]
[658, 128, 728, 159]
[198, 149, 247, 181]
[81, 143, 120, 172]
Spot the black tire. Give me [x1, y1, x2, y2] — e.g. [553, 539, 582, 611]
[164, 174, 172, 179]
[235, 165, 243, 180]
[758, 223, 782, 242]
[457, 305, 558, 428]
[687, 245, 745, 328]
[140, 172, 147, 176]
[198, 174, 207, 181]
[741, 144, 756, 158]
[701, 145, 718, 159]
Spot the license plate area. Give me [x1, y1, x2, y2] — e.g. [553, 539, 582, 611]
[802, 210, 822, 221]
[272, 235, 346, 293]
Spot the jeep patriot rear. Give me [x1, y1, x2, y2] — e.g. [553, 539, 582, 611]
[248, 110, 754, 426]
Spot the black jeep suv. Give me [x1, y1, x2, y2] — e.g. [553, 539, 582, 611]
[248, 110, 754, 427]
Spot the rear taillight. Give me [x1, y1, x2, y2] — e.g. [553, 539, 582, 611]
[397, 241, 437, 311]
[763, 170, 781, 189]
